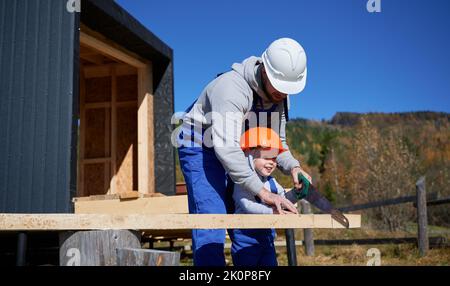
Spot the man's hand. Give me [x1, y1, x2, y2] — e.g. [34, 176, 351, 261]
[257, 188, 298, 214]
[291, 166, 312, 189]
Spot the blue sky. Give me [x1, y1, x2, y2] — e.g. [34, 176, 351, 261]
[116, 0, 450, 120]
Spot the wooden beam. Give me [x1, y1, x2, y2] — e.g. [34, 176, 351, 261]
[81, 158, 111, 165]
[0, 214, 361, 231]
[137, 64, 154, 195]
[80, 53, 105, 65]
[83, 64, 137, 79]
[78, 66, 86, 197]
[110, 67, 117, 194]
[83, 101, 137, 110]
[104, 105, 111, 194]
[73, 192, 167, 202]
[74, 195, 189, 215]
[80, 32, 146, 68]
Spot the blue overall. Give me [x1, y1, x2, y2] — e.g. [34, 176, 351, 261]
[178, 89, 280, 266]
[230, 177, 279, 267]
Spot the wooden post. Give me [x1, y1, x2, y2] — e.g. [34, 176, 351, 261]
[301, 200, 315, 256]
[285, 229, 297, 266]
[137, 64, 154, 195]
[110, 67, 117, 194]
[416, 176, 429, 257]
[16, 232, 27, 266]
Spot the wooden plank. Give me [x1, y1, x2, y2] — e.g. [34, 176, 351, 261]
[78, 66, 86, 197]
[84, 108, 107, 158]
[83, 64, 137, 79]
[110, 67, 117, 194]
[116, 105, 138, 193]
[72, 192, 167, 202]
[137, 65, 154, 195]
[118, 192, 140, 200]
[82, 158, 111, 164]
[413, 197, 450, 207]
[75, 195, 189, 214]
[104, 107, 111, 194]
[0, 214, 361, 231]
[84, 76, 111, 103]
[84, 164, 106, 196]
[83, 101, 137, 109]
[338, 192, 438, 212]
[426, 197, 450, 206]
[80, 31, 146, 68]
[116, 248, 180, 266]
[73, 194, 121, 202]
[80, 53, 105, 65]
[313, 236, 447, 246]
[117, 74, 138, 102]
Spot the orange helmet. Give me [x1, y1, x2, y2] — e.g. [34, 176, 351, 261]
[240, 127, 287, 155]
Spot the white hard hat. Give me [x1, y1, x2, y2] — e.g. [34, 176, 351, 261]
[262, 38, 307, 95]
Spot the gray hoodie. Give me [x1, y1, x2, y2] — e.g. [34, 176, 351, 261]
[181, 56, 300, 195]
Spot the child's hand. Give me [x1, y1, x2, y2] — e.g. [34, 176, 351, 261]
[258, 187, 298, 214]
[271, 206, 298, 215]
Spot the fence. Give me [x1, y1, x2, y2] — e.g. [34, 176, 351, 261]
[297, 176, 450, 259]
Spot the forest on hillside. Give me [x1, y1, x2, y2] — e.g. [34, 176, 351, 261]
[275, 112, 450, 230]
[176, 112, 450, 230]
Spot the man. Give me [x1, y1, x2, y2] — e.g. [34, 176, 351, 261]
[177, 38, 311, 266]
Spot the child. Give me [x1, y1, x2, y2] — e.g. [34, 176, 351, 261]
[230, 127, 300, 267]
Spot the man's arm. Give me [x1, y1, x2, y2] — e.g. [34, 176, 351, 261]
[209, 74, 265, 195]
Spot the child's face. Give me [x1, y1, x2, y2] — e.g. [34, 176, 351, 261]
[251, 148, 279, 177]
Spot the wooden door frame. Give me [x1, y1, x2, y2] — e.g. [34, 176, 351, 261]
[79, 30, 154, 196]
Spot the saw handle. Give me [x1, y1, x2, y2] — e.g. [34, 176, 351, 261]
[294, 173, 311, 200]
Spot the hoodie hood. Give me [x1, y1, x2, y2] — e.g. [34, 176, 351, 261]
[232, 56, 272, 103]
[246, 152, 268, 183]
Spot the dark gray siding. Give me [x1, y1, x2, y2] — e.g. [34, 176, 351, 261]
[0, 0, 78, 212]
[154, 63, 175, 195]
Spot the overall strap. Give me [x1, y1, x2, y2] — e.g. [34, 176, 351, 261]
[254, 176, 278, 204]
[267, 176, 278, 194]
[225, 175, 236, 214]
[283, 97, 290, 122]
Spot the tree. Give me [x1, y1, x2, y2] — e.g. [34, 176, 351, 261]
[347, 118, 418, 231]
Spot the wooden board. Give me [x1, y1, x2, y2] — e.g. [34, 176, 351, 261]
[84, 163, 107, 196]
[84, 64, 137, 79]
[84, 108, 107, 158]
[116, 106, 138, 193]
[0, 214, 361, 231]
[117, 74, 138, 102]
[80, 31, 147, 69]
[85, 76, 111, 103]
[137, 65, 154, 195]
[74, 195, 189, 215]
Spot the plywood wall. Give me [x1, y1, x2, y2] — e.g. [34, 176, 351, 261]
[79, 64, 138, 196]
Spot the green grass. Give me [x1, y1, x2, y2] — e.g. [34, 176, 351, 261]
[157, 224, 450, 266]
